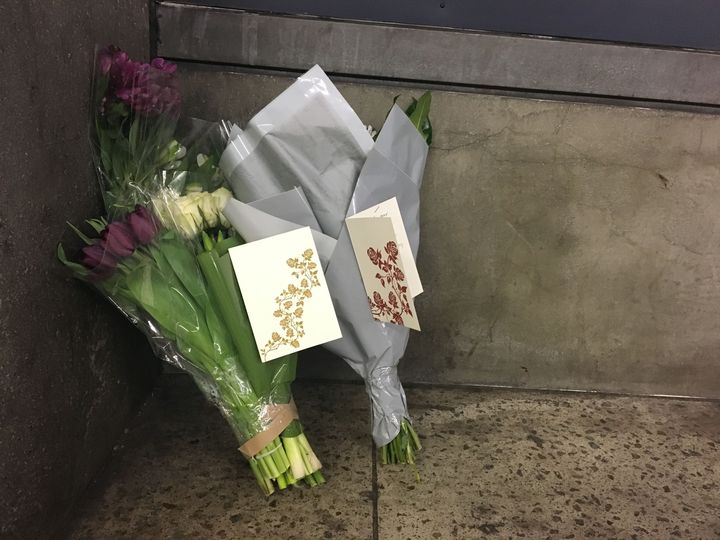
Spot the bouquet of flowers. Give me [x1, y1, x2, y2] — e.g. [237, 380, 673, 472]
[58, 47, 324, 495]
[92, 46, 182, 218]
[219, 66, 432, 465]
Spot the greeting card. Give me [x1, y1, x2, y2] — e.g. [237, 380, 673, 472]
[346, 199, 422, 330]
[229, 227, 342, 361]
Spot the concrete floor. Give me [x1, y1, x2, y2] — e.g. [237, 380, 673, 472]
[67, 375, 720, 539]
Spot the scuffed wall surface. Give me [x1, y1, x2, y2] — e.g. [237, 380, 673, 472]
[0, 2, 159, 538]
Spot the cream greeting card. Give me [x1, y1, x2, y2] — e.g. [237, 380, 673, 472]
[229, 227, 342, 362]
[347, 197, 422, 297]
[345, 207, 421, 331]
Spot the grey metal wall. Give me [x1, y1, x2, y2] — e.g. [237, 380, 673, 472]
[0, 2, 158, 538]
[192, 0, 720, 51]
[157, 5, 720, 107]
[159, 4, 720, 398]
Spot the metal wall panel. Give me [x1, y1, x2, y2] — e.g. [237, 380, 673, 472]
[189, 0, 720, 51]
[158, 3, 720, 107]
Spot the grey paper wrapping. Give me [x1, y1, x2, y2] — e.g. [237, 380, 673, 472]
[323, 105, 428, 446]
[221, 82, 428, 446]
[220, 66, 373, 239]
[224, 193, 411, 445]
[246, 187, 323, 232]
[224, 194, 337, 269]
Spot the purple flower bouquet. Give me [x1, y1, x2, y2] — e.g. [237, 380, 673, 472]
[58, 47, 326, 495]
[93, 45, 182, 218]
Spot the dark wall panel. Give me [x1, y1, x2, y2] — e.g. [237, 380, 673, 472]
[194, 0, 720, 51]
[0, 2, 159, 538]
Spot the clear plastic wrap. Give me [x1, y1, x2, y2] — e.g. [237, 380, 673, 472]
[105, 289, 272, 449]
[91, 45, 182, 220]
[59, 47, 325, 495]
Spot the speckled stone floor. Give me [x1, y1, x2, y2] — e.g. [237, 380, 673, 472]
[66, 375, 720, 539]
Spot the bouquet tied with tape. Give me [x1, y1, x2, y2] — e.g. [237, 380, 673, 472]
[58, 46, 325, 495]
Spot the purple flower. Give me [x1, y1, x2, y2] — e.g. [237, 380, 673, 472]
[102, 221, 137, 258]
[97, 47, 113, 75]
[97, 46, 181, 117]
[118, 77, 181, 115]
[150, 57, 177, 74]
[116, 63, 180, 115]
[127, 206, 159, 245]
[80, 243, 118, 277]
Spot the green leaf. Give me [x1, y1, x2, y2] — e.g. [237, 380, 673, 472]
[85, 218, 107, 234]
[110, 138, 128, 190]
[201, 231, 214, 252]
[199, 250, 268, 395]
[214, 234, 244, 257]
[129, 116, 141, 157]
[146, 243, 173, 279]
[66, 221, 95, 245]
[407, 91, 432, 144]
[124, 261, 216, 364]
[97, 128, 113, 174]
[57, 243, 88, 275]
[378, 93, 433, 144]
[106, 102, 129, 126]
[202, 296, 242, 368]
[155, 232, 209, 310]
[426, 117, 433, 145]
[404, 97, 418, 117]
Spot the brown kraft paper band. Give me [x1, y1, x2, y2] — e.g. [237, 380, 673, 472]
[239, 399, 299, 459]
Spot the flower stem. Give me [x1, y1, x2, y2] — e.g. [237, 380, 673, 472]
[379, 418, 421, 465]
[245, 422, 325, 495]
[311, 470, 326, 485]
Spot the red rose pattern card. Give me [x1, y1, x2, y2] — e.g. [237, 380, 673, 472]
[346, 200, 421, 330]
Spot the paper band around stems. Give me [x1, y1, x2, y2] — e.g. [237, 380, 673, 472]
[239, 399, 299, 458]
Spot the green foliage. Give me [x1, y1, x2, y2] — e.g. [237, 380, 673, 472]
[64, 221, 94, 246]
[56, 243, 88, 275]
[378, 92, 433, 145]
[85, 218, 107, 234]
[95, 103, 180, 219]
[124, 260, 215, 367]
[405, 91, 433, 145]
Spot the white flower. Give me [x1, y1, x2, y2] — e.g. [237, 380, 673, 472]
[152, 188, 233, 237]
[211, 187, 232, 227]
[173, 210, 201, 238]
[172, 193, 204, 237]
[197, 192, 217, 228]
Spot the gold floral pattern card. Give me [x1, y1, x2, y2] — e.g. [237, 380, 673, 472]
[229, 227, 342, 362]
[346, 201, 422, 331]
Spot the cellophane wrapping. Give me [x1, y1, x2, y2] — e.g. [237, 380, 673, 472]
[60, 47, 325, 494]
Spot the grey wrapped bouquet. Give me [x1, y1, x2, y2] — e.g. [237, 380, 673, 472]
[220, 65, 432, 464]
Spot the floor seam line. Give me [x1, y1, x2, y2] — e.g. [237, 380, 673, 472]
[372, 438, 379, 540]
